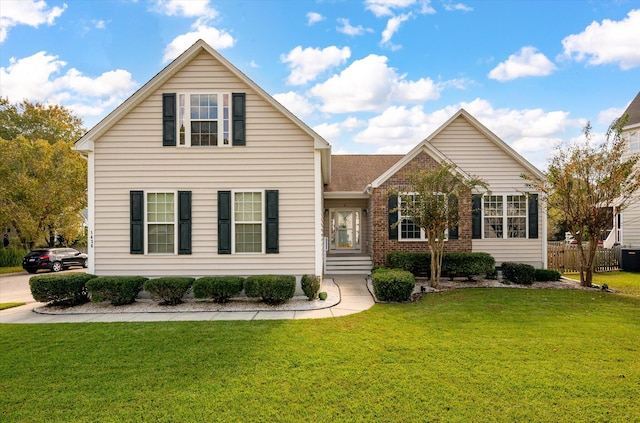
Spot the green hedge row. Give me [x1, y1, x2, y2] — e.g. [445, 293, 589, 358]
[387, 251, 496, 280]
[245, 275, 296, 305]
[193, 276, 245, 303]
[30, 273, 307, 307]
[144, 277, 195, 305]
[371, 268, 415, 302]
[29, 273, 97, 305]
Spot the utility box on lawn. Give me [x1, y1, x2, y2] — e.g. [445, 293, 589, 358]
[620, 248, 640, 272]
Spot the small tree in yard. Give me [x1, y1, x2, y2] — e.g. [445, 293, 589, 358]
[391, 162, 487, 288]
[525, 117, 640, 287]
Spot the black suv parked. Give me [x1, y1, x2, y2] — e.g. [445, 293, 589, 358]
[22, 248, 88, 273]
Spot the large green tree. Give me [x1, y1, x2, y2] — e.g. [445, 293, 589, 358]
[392, 163, 487, 287]
[525, 118, 640, 286]
[0, 99, 87, 249]
[0, 97, 85, 144]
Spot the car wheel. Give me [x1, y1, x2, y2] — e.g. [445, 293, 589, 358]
[83, 260, 88, 268]
[51, 262, 63, 272]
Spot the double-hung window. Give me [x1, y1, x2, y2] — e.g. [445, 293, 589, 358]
[146, 192, 176, 253]
[233, 191, 263, 253]
[178, 93, 231, 147]
[398, 194, 426, 241]
[483, 194, 527, 239]
[397, 193, 449, 241]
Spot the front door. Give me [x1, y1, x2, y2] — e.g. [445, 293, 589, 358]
[330, 209, 360, 251]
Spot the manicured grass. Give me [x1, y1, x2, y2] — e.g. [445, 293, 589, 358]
[1, 289, 639, 422]
[0, 302, 25, 310]
[565, 271, 640, 298]
[0, 266, 23, 274]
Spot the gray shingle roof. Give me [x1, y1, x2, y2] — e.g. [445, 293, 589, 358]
[622, 91, 640, 127]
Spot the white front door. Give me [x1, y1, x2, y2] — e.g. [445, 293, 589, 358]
[330, 209, 360, 251]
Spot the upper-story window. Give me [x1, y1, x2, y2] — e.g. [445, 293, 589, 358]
[178, 93, 231, 147]
[628, 131, 640, 152]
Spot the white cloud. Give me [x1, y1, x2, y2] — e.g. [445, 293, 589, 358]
[163, 24, 235, 62]
[0, 0, 66, 43]
[337, 18, 372, 36]
[281, 46, 351, 86]
[313, 122, 342, 141]
[381, 13, 412, 48]
[351, 98, 581, 169]
[93, 19, 106, 29]
[488, 46, 557, 81]
[443, 2, 473, 12]
[310, 54, 442, 113]
[598, 106, 626, 125]
[0, 51, 137, 121]
[307, 12, 324, 26]
[561, 9, 640, 70]
[153, 0, 217, 20]
[365, 0, 418, 17]
[273, 91, 315, 117]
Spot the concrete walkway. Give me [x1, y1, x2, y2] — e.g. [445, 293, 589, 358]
[0, 275, 375, 324]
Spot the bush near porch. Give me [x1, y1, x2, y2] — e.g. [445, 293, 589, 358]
[387, 251, 495, 280]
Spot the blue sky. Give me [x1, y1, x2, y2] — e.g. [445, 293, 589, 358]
[1, 0, 639, 169]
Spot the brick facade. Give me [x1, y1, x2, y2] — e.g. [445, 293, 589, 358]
[371, 151, 473, 266]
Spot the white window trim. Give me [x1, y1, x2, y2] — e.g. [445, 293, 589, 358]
[144, 191, 178, 255]
[398, 192, 448, 242]
[482, 194, 528, 240]
[177, 92, 232, 148]
[231, 190, 265, 254]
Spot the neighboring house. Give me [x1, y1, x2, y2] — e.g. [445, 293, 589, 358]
[76, 40, 547, 281]
[613, 91, 640, 247]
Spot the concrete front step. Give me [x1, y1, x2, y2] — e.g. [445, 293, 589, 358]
[325, 255, 372, 274]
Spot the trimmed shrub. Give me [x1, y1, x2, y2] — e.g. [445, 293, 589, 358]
[244, 275, 296, 305]
[386, 252, 430, 276]
[501, 262, 536, 285]
[387, 251, 496, 280]
[193, 276, 245, 303]
[86, 276, 147, 306]
[371, 268, 415, 302]
[0, 246, 28, 267]
[301, 274, 321, 300]
[29, 273, 96, 305]
[144, 277, 194, 305]
[535, 269, 561, 282]
[442, 252, 496, 281]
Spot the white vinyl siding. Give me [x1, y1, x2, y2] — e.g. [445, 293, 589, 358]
[430, 116, 544, 267]
[91, 51, 318, 276]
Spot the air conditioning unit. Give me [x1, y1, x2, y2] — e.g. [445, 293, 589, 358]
[620, 248, 640, 272]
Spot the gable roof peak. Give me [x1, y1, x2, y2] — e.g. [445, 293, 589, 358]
[622, 91, 640, 128]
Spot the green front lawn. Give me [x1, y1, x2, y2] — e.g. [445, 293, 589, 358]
[0, 302, 25, 310]
[565, 271, 640, 298]
[0, 266, 23, 274]
[2, 288, 639, 422]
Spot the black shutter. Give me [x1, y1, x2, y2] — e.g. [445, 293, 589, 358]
[472, 194, 482, 239]
[265, 190, 279, 254]
[163, 93, 176, 146]
[528, 194, 539, 239]
[232, 93, 246, 146]
[178, 191, 192, 254]
[448, 194, 459, 240]
[218, 191, 231, 254]
[388, 195, 398, 240]
[130, 191, 144, 254]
